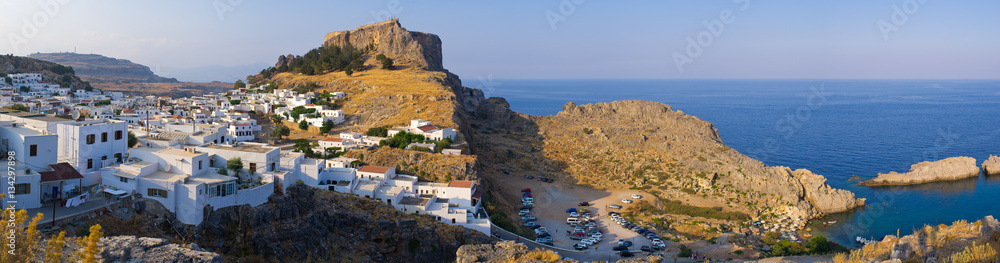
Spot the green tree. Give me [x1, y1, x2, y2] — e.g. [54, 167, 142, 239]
[269, 114, 283, 124]
[20, 86, 30, 92]
[319, 120, 334, 134]
[435, 137, 453, 152]
[234, 79, 246, 89]
[677, 245, 692, 257]
[227, 157, 244, 176]
[365, 126, 389, 137]
[229, 99, 241, 105]
[4, 76, 12, 85]
[10, 103, 29, 111]
[345, 67, 353, 76]
[299, 120, 309, 130]
[127, 131, 139, 148]
[271, 124, 290, 140]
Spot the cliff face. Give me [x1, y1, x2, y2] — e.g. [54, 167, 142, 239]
[345, 147, 478, 183]
[324, 19, 444, 71]
[861, 157, 981, 186]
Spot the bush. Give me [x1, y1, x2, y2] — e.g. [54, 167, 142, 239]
[949, 242, 998, 263]
[678, 245, 693, 257]
[408, 238, 421, 253]
[366, 126, 389, 137]
[299, 120, 309, 130]
[275, 44, 364, 75]
[659, 198, 750, 221]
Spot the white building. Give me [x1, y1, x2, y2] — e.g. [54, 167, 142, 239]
[56, 119, 129, 173]
[388, 119, 456, 141]
[226, 122, 259, 143]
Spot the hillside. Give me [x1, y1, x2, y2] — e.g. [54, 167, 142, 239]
[28, 52, 231, 97]
[0, 54, 91, 89]
[29, 52, 179, 83]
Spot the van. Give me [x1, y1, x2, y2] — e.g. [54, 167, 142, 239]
[567, 217, 580, 225]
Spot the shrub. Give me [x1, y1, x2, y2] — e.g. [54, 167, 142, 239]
[678, 245, 693, 257]
[949, 242, 998, 263]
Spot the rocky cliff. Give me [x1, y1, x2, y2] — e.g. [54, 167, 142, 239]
[984, 155, 1000, 176]
[860, 157, 981, 186]
[324, 19, 444, 71]
[29, 53, 179, 83]
[99, 236, 221, 262]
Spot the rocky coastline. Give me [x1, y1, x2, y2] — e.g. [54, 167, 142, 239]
[860, 157, 980, 186]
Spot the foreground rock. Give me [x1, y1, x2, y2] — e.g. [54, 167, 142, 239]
[840, 216, 1000, 262]
[984, 155, 1000, 176]
[101, 236, 221, 263]
[860, 157, 980, 186]
[456, 241, 661, 263]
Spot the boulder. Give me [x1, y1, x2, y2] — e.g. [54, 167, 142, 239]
[984, 155, 1000, 176]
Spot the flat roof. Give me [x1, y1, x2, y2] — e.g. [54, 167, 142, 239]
[157, 148, 202, 158]
[201, 143, 275, 153]
[448, 180, 475, 188]
[27, 116, 72, 122]
[143, 170, 187, 182]
[187, 172, 236, 185]
[0, 125, 46, 136]
[356, 179, 380, 192]
[400, 197, 430, 206]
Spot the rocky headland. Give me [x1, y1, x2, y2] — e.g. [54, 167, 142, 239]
[984, 155, 1000, 176]
[835, 216, 1000, 263]
[860, 157, 981, 186]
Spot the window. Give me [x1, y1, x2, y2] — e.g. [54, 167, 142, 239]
[209, 158, 214, 167]
[87, 159, 93, 169]
[249, 163, 256, 172]
[101, 132, 108, 142]
[119, 177, 128, 183]
[147, 188, 168, 198]
[115, 153, 122, 163]
[29, 144, 37, 156]
[115, 130, 123, 140]
[14, 183, 30, 195]
[198, 160, 202, 170]
[86, 134, 95, 144]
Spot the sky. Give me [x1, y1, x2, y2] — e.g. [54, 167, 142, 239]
[2, 0, 998, 81]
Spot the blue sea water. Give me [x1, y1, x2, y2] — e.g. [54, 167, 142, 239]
[493, 79, 1000, 246]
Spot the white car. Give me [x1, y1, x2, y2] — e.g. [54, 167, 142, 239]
[569, 212, 579, 217]
[581, 239, 595, 245]
[591, 232, 603, 239]
[621, 199, 633, 204]
[631, 194, 642, 199]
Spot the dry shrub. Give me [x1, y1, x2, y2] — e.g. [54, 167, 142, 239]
[513, 248, 561, 262]
[948, 242, 997, 263]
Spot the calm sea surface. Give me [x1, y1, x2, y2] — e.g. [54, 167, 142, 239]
[493, 79, 1000, 246]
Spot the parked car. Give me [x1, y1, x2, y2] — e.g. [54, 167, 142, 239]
[524, 175, 534, 179]
[546, 178, 554, 183]
[621, 199, 633, 204]
[522, 193, 532, 198]
[612, 245, 629, 251]
[574, 243, 588, 250]
[521, 188, 531, 192]
[538, 176, 545, 181]
[619, 251, 634, 258]
[566, 208, 577, 213]
[569, 212, 579, 217]
[609, 204, 622, 209]
[578, 202, 589, 206]
[503, 170, 509, 175]
[631, 194, 642, 199]
[640, 246, 653, 252]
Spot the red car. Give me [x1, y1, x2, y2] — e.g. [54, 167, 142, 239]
[523, 193, 532, 198]
[521, 188, 531, 192]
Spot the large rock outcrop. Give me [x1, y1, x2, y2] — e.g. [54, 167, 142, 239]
[100, 236, 221, 263]
[861, 157, 981, 186]
[984, 155, 1000, 176]
[844, 216, 1000, 262]
[324, 19, 444, 71]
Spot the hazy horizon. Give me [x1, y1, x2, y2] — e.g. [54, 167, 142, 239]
[3, 1, 998, 82]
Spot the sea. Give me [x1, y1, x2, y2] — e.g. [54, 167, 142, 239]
[492, 79, 1000, 247]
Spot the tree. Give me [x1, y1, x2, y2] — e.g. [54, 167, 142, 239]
[10, 103, 29, 111]
[435, 137, 453, 152]
[344, 67, 353, 76]
[269, 114, 283, 124]
[299, 120, 309, 130]
[227, 157, 244, 176]
[45, 231, 67, 263]
[376, 54, 394, 69]
[678, 245, 692, 257]
[3, 76, 11, 85]
[128, 131, 139, 148]
[271, 125, 290, 140]
[20, 86, 30, 92]
[218, 168, 228, 175]
[234, 79, 246, 89]
[78, 224, 103, 263]
[365, 126, 389, 137]
[319, 120, 333, 134]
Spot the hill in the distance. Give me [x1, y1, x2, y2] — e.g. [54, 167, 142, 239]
[28, 52, 230, 97]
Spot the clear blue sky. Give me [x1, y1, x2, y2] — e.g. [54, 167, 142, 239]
[2, 1, 998, 81]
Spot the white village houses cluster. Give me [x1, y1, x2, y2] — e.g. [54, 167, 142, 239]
[1, 74, 486, 233]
